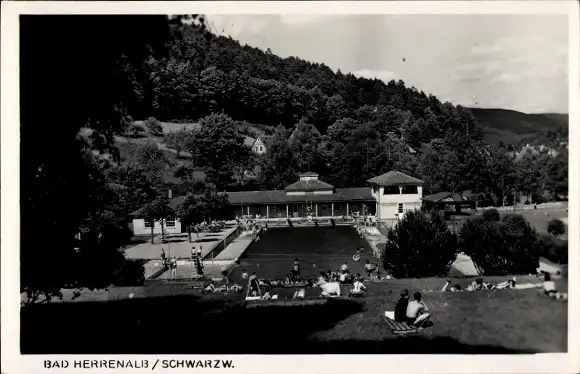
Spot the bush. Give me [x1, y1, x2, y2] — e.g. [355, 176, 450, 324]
[113, 259, 145, 286]
[481, 208, 500, 222]
[459, 214, 541, 275]
[547, 219, 566, 237]
[144, 117, 163, 136]
[537, 234, 568, 264]
[382, 211, 458, 278]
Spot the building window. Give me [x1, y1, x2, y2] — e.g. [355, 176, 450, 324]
[259, 146, 263, 151]
[402, 185, 418, 194]
[383, 186, 400, 195]
[398, 203, 404, 213]
[144, 220, 153, 228]
[166, 218, 176, 227]
[372, 185, 378, 194]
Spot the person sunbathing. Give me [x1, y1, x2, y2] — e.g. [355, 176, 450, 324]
[406, 292, 430, 328]
[348, 278, 367, 297]
[339, 270, 352, 284]
[466, 278, 485, 291]
[542, 273, 567, 300]
[229, 283, 243, 293]
[319, 279, 341, 297]
[394, 289, 410, 322]
[203, 281, 216, 294]
[364, 260, 375, 278]
[216, 284, 228, 292]
[248, 272, 260, 297]
[293, 288, 306, 299]
[440, 280, 463, 292]
[262, 282, 272, 300]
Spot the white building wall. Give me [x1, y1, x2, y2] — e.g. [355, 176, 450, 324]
[132, 218, 182, 236]
[373, 185, 423, 220]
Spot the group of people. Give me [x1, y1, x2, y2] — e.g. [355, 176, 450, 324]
[440, 273, 567, 300]
[391, 290, 431, 329]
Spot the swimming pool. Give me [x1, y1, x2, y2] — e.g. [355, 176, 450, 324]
[228, 226, 377, 282]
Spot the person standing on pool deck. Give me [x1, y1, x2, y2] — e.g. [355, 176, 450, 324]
[248, 272, 260, 297]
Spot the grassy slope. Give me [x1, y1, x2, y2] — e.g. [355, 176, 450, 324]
[21, 275, 567, 354]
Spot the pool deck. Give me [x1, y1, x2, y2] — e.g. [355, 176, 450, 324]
[133, 225, 240, 280]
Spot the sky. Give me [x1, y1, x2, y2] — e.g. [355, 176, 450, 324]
[208, 14, 569, 114]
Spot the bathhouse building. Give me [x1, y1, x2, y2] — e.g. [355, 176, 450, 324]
[129, 170, 425, 235]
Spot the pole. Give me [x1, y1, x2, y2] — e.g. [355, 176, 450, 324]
[212, 249, 215, 278]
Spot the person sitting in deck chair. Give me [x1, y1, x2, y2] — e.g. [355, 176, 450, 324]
[406, 292, 430, 328]
[348, 278, 367, 297]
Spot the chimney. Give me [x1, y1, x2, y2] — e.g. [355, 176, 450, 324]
[168, 189, 173, 199]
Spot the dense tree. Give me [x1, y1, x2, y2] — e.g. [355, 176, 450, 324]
[20, 15, 209, 298]
[383, 211, 458, 278]
[459, 214, 541, 275]
[547, 219, 566, 238]
[187, 113, 249, 189]
[177, 188, 230, 225]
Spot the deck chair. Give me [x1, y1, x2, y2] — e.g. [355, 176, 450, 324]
[381, 312, 418, 335]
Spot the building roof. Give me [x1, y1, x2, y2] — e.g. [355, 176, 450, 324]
[227, 187, 374, 205]
[298, 171, 319, 177]
[243, 137, 256, 148]
[422, 192, 476, 203]
[367, 171, 424, 186]
[168, 195, 187, 210]
[285, 179, 334, 191]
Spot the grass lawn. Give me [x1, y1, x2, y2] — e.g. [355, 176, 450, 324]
[21, 275, 567, 354]
[505, 208, 568, 237]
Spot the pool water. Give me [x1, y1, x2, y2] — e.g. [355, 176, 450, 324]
[228, 226, 378, 282]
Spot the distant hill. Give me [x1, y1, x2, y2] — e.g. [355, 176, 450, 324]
[467, 108, 569, 146]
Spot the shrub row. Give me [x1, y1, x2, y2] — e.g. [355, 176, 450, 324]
[381, 209, 568, 278]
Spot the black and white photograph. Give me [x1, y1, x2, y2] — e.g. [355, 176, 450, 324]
[2, 1, 579, 373]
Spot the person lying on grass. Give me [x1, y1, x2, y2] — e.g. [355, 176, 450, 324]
[348, 278, 367, 297]
[203, 281, 216, 294]
[406, 292, 430, 328]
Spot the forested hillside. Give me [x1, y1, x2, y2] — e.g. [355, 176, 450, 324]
[108, 21, 567, 201]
